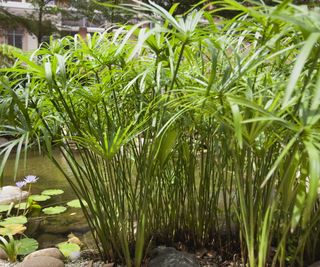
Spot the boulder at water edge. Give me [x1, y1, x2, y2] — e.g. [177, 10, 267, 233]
[149, 247, 200, 267]
[0, 186, 29, 205]
[0, 248, 7, 260]
[24, 248, 65, 261]
[16, 256, 64, 267]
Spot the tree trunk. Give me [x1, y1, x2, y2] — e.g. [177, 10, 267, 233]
[37, 1, 44, 46]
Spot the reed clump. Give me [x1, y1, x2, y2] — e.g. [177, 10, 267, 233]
[1, 1, 320, 266]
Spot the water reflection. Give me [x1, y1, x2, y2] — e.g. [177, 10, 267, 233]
[2, 150, 75, 199]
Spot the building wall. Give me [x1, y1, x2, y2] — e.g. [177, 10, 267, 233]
[1, 0, 107, 51]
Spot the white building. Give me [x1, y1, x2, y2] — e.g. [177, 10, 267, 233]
[0, 0, 106, 51]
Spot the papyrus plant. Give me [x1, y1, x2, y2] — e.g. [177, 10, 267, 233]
[1, 1, 320, 266]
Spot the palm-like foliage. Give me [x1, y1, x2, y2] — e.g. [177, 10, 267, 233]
[1, 1, 320, 266]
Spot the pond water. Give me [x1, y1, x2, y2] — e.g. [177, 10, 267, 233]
[2, 150, 92, 249]
[2, 149, 76, 199]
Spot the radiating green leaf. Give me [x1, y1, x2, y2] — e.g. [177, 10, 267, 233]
[42, 206, 67, 215]
[15, 238, 38, 255]
[0, 205, 11, 212]
[29, 195, 51, 202]
[57, 242, 80, 258]
[66, 199, 88, 208]
[41, 189, 64, 196]
[0, 216, 27, 226]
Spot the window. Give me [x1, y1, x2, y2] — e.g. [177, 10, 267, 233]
[7, 29, 23, 49]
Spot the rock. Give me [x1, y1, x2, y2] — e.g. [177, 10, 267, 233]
[0, 186, 29, 205]
[0, 248, 7, 260]
[149, 247, 200, 267]
[24, 248, 65, 261]
[37, 233, 66, 249]
[0, 259, 10, 267]
[309, 262, 320, 267]
[69, 251, 81, 261]
[17, 256, 64, 267]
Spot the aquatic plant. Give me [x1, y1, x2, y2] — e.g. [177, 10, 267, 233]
[1, 0, 320, 266]
[0, 216, 38, 262]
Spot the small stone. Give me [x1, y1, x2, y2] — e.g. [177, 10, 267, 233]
[0, 248, 8, 260]
[149, 246, 200, 267]
[17, 256, 64, 267]
[0, 186, 29, 205]
[24, 248, 65, 261]
[309, 262, 320, 267]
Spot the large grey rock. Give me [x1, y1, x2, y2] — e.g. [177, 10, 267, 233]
[24, 248, 65, 261]
[17, 256, 64, 267]
[149, 247, 200, 267]
[0, 186, 29, 205]
[0, 248, 7, 260]
[309, 262, 320, 267]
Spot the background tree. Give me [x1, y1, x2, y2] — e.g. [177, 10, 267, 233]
[67, 0, 134, 26]
[0, 0, 59, 46]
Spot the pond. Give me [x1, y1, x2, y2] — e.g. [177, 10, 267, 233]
[1, 150, 93, 250]
[2, 149, 75, 198]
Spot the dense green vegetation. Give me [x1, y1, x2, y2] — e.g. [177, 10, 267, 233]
[1, 0, 320, 266]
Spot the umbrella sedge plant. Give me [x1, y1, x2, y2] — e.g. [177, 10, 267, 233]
[1, 0, 320, 266]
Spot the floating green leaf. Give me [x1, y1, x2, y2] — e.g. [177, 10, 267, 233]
[15, 238, 38, 255]
[0, 224, 26, 236]
[57, 242, 80, 257]
[42, 206, 67, 215]
[0, 216, 27, 226]
[14, 202, 30, 209]
[66, 199, 88, 208]
[41, 189, 64, 196]
[29, 195, 51, 202]
[0, 205, 11, 212]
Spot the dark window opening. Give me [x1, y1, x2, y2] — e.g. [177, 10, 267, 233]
[7, 29, 23, 49]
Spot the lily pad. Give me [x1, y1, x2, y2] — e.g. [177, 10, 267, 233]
[15, 238, 38, 255]
[29, 195, 51, 202]
[0, 205, 11, 212]
[41, 189, 64, 196]
[66, 199, 88, 208]
[57, 242, 80, 257]
[0, 215, 27, 226]
[0, 224, 26, 235]
[43, 206, 67, 215]
[14, 202, 30, 209]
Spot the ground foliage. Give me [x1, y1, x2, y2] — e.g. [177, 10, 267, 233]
[1, 0, 320, 266]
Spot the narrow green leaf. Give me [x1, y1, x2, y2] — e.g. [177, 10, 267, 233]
[283, 33, 320, 107]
